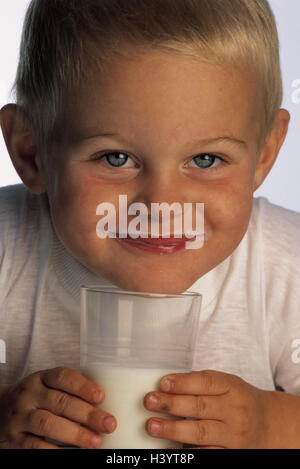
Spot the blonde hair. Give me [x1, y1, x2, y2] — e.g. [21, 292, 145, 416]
[11, 0, 282, 153]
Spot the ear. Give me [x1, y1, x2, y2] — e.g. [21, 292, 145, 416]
[0, 104, 46, 193]
[254, 109, 290, 191]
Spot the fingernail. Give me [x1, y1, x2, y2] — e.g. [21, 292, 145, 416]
[93, 390, 103, 403]
[160, 377, 173, 392]
[149, 419, 162, 437]
[91, 434, 101, 448]
[104, 416, 116, 433]
[147, 393, 159, 410]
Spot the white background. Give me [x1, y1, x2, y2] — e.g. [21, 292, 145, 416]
[1, 0, 300, 213]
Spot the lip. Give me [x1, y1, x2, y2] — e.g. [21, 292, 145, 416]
[117, 234, 196, 254]
[125, 234, 196, 245]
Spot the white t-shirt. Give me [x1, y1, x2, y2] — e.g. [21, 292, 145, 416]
[0, 184, 300, 394]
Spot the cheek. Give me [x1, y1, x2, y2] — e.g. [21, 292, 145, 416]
[204, 169, 254, 234]
[48, 167, 110, 247]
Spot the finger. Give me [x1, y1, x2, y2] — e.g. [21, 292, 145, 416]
[39, 388, 117, 434]
[22, 434, 60, 449]
[160, 370, 233, 396]
[144, 391, 226, 420]
[146, 417, 228, 447]
[183, 445, 225, 449]
[188, 446, 225, 449]
[41, 367, 104, 405]
[26, 409, 102, 449]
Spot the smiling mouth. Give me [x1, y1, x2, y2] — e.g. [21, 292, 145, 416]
[116, 233, 199, 254]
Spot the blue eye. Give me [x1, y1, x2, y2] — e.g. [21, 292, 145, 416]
[104, 152, 130, 167]
[189, 154, 221, 169]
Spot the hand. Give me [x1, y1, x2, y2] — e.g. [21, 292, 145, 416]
[144, 370, 270, 449]
[0, 367, 117, 449]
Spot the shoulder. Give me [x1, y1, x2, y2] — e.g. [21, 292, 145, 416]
[251, 197, 300, 260]
[0, 184, 29, 239]
[252, 196, 300, 229]
[0, 183, 29, 215]
[0, 183, 49, 220]
[0, 184, 53, 297]
[249, 197, 300, 307]
[252, 200, 300, 388]
[251, 197, 300, 319]
[0, 183, 51, 252]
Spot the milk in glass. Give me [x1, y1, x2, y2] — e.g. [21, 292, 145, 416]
[83, 363, 183, 449]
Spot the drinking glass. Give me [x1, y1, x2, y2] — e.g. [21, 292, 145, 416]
[80, 286, 202, 449]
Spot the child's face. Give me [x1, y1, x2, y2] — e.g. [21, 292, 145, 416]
[43, 50, 277, 293]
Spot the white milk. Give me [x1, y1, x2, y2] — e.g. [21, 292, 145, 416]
[82, 363, 183, 449]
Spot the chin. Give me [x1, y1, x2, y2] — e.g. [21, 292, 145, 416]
[81, 253, 203, 294]
[106, 272, 196, 295]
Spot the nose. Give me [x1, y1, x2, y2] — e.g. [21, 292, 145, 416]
[125, 170, 203, 238]
[132, 170, 190, 208]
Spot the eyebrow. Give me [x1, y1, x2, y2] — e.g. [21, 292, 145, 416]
[81, 132, 247, 149]
[193, 136, 248, 149]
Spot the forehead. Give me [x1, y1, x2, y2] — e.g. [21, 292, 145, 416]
[68, 50, 261, 145]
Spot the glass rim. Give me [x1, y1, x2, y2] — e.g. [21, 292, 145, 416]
[81, 284, 202, 299]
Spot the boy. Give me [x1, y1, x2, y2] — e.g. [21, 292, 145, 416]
[0, 0, 300, 449]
